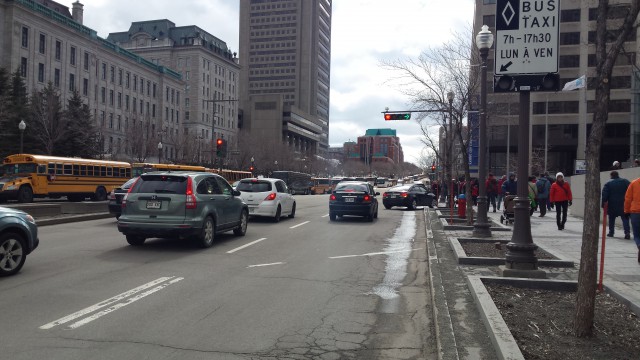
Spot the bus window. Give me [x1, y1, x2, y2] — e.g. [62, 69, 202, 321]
[107, 167, 113, 177]
[64, 164, 73, 175]
[48, 163, 55, 174]
[73, 164, 80, 176]
[56, 163, 63, 174]
[80, 165, 87, 176]
[100, 166, 106, 177]
[37, 165, 46, 174]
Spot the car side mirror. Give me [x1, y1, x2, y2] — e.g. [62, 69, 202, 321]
[232, 189, 241, 196]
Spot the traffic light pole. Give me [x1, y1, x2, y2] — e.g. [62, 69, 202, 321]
[203, 98, 238, 167]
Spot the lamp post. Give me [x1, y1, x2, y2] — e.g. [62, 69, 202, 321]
[473, 25, 493, 238]
[157, 142, 163, 163]
[447, 90, 454, 223]
[274, 160, 278, 170]
[18, 120, 26, 153]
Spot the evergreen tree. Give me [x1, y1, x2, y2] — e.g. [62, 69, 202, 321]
[29, 83, 65, 155]
[60, 91, 101, 158]
[0, 69, 29, 157]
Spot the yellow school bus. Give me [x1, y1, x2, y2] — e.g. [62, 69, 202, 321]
[206, 168, 253, 184]
[311, 177, 332, 194]
[132, 163, 207, 177]
[0, 154, 131, 203]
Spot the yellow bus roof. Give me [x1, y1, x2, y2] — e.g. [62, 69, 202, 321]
[4, 154, 131, 167]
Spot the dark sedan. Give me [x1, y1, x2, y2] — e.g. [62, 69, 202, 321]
[382, 184, 436, 210]
[107, 177, 138, 219]
[329, 181, 379, 222]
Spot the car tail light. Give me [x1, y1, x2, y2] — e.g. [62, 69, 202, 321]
[401, 192, 409, 198]
[109, 190, 116, 200]
[264, 192, 277, 201]
[363, 195, 371, 202]
[121, 178, 140, 209]
[330, 194, 336, 201]
[383, 192, 389, 198]
[186, 177, 197, 209]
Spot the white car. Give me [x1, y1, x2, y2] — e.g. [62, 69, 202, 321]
[237, 178, 296, 222]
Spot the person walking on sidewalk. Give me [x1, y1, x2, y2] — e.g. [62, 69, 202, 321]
[624, 176, 640, 262]
[536, 173, 551, 217]
[497, 175, 507, 210]
[602, 170, 630, 239]
[502, 173, 517, 196]
[528, 176, 538, 216]
[550, 172, 572, 230]
[486, 173, 499, 212]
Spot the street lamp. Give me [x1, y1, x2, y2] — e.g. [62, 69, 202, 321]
[18, 120, 26, 153]
[274, 160, 278, 170]
[157, 142, 163, 163]
[473, 24, 493, 238]
[447, 90, 455, 223]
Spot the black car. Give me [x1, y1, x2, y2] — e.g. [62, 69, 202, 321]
[108, 177, 138, 219]
[329, 181, 379, 221]
[382, 184, 436, 210]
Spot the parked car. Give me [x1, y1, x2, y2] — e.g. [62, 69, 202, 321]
[382, 184, 436, 210]
[0, 206, 39, 276]
[236, 177, 296, 222]
[117, 172, 248, 248]
[329, 181, 379, 222]
[108, 177, 138, 219]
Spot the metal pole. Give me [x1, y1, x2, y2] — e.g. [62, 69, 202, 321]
[506, 123, 510, 176]
[544, 93, 548, 171]
[19, 131, 24, 153]
[503, 91, 544, 278]
[449, 98, 454, 223]
[473, 47, 492, 237]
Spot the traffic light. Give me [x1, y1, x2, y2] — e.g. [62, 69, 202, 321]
[431, 164, 436, 172]
[384, 113, 411, 121]
[249, 165, 255, 172]
[216, 138, 224, 157]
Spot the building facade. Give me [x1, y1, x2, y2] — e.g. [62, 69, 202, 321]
[0, 0, 186, 161]
[107, 19, 240, 165]
[473, 0, 638, 175]
[239, 0, 332, 157]
[345, 129, 404, 165]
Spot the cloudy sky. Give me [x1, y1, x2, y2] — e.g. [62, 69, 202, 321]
[58, 0, 475, 164]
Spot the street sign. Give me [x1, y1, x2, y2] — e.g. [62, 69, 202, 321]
[495, 0, 559, 75]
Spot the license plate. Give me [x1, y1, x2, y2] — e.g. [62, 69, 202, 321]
[390, 195, 397, 198]
[249, 207, 256, 213]
[146, 200, 161, 209]
[345, 198, 355, 203]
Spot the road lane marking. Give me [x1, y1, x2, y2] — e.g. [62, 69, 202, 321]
[66, 277, 184, 329]
[329, 248, 422, 259]
[289, 221, 310, 229]
[247, 262, 285, 268]
[40, 277, 180, 330]
[226, 238, 267, 254]
[321, 214, 329, 218]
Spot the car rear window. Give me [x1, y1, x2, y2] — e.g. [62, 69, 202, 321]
[237, 180, 272, 192]
[136, 175, 187, 194]
[335, 183, 369, 192]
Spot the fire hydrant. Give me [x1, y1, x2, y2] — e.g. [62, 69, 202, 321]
[457, 194, 467, 219]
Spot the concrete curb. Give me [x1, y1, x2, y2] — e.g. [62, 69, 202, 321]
[37, 213, 113, 226]
[450, 237, 575, 267]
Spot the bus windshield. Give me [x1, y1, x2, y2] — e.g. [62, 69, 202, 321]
[1, 163, 38, 175]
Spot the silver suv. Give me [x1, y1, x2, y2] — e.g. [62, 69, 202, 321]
[117, 172, 248, 248]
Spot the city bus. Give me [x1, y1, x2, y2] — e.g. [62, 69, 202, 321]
[132, 163, 207, 177]
[0, 154, 131, 203]
[311, 177, 331, 194]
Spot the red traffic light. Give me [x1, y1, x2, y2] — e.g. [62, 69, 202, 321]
[431, 165, 436, 171]
[384, 113, 411, 121]
[249, 166, 255, 172]
[216, 138, 223, 146]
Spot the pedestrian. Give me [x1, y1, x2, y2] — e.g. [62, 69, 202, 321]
[536, 172, 551, 217]
[501, 173, 517, 196]
[624, 176, 640, 262]
[612, 160, 622, 170]
[528, 176, 538, 216]
[497, 175, 507, 210]
[549, 172, 572, 230]
[602, 171, 631, 239]
[635, 159, 640, 167]
[486, 173, 499, 212]
[471, 178, 479, 206]
[432, 181, 440, 203]
[545, 172, 555, 211]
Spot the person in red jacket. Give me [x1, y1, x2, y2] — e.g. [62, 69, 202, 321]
[624, 176, 640, 262]
[549, 172, 572, 230]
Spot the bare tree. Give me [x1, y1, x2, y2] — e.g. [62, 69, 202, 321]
[575, 1, 640, 337]
[29, 83, 66, 155]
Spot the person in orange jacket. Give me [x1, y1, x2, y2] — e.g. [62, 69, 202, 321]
[624, 176, 640, 262]
[549, 172, 572, 230]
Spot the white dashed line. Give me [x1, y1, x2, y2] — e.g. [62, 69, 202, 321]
[321, 214, 329, 218]
[289, 221, 310, 229]
[226, 238, 267, 254]
[247, 262, 285, 268]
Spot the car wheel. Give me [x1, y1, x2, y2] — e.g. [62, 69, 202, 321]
[0, 232, 27, 276]
[329, 212, 336, 221]
[273, 206, 282, 223]
[126, 235, 146, 246]
[198, 216, 215, 248]
[17, 186, 33, 203]
[384, 204, 391, 210]
[367, 212, 374, 222]
[233, 210, 248, 236]
[288, 203, 296, 218]
[408, 198, 417, 210]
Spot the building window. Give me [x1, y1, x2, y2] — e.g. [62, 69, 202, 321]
[152, 104, 156, 118]
[110, 66, 115, 83]
[101, 63, 107, 79]
[117, 92, 122, 108]
[140, 78, 144, 93]
[20, 57, 27, 77]
[125, 72, 130, 88]
[55, 40, 61, 60]
[70, 46, 76, 66]
[84, 51, 89, 71]
[118, 69, 123, 85]
[109, 113, 113, 129]
[482, 15, 495, 28]
[83, 78, 88, 96]
[153, 83, 157, 98]
[559, 55, 580, 68]
[125, 95, 130, 110]
[147, 80, 151, 96]
[133, 75, 138, 91]
[101, 87, 106, 103]
[38, 33, 45, 53]
[559, 32, 580, 45]
[561, 9, 581, 22]
[54, 68, 60, 87]
[109, 90, 114, 106]
[69, 73, 75, 92]
[21, 27, 29, 48]
[38, 63, 45, 82]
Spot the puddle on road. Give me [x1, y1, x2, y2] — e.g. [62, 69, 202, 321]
[370, 212, 416, 313]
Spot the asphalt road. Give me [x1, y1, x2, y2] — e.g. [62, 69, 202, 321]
[0, 194, 435, 359]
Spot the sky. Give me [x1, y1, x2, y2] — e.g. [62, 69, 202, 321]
[57, 0, 475, 165]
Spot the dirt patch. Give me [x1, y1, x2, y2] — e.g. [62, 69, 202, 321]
[461, 241, 556, 259]
[486, 283, 640, 360]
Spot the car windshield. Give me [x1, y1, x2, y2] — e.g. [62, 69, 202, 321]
[237, 180, 272, 192]
[136, 175, 187, 194]
[389, 185, 411, 192]
[335, 183, 369, 192]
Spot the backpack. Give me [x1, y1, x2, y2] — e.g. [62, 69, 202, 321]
[536, 178, 546, 194]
